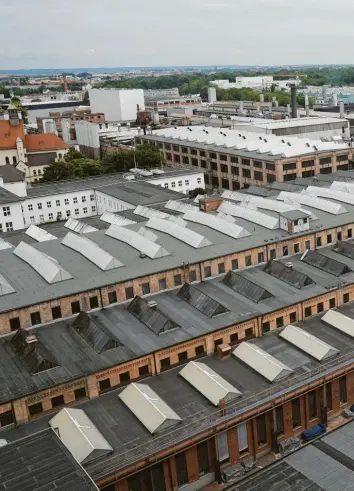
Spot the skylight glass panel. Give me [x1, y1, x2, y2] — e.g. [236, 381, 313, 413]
[25, 225, 57, 242]
[279, 325, 339, 361]
[100, 212, 136, 226]
[165, 200, 197, 213]
[218, 201, 279, 229]
[277, 191, 347, 215]
[134, 205, 169, 219]
[146, 217, 212, 248]
[183, 210, 250, 239]
[322, 309, 354, 338]
[64, 217, 98, 234]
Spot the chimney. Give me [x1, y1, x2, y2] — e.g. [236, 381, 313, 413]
[340, 101, 345, 118]
[26, 334, 38, 345]
[217, 343, 231, 358]
[63, 74, 68, 93]
[291, 85, 297, 119]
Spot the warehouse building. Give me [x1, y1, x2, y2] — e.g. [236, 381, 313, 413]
[138, 126, 353, 189]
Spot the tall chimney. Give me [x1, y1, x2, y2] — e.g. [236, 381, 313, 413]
[63, 74, 68, 93]
[291, 84, 297, 119]
[340, 101, 345, 118]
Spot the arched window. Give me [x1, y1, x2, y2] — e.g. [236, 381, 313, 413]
[5, 157, 9, 164]
[12, 156, 17, 164]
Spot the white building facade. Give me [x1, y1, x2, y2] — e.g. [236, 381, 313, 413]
[89, 88, 145, 122]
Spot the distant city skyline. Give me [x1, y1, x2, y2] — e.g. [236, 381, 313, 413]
[3, 0, 354, 70]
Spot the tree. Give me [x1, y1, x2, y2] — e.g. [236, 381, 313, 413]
[135, 144, 164, 169]
[41, 158, 103, 182]
[10, 97, 29, 124]
[83, 90, 89, 103]
[101, 151, 134, 174]
[189, 187, 206, 198]
[64, 148, 86, 161]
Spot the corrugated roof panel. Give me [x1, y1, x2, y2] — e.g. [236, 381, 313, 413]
[183, 210, 250, 239]
[13, 241, 72, 284]
[232, 342, 293, 382]
[119, 383, 182, 434]
[264, 260, 313, 289]
[277, 191, 347, 215]
[49, 408, 113, 464]
[100, 211, 136, 226]
[25, 225, 57, 242]
[301, 249, 352, 276]
[134, 205, 169, 219]
[279, 325, 339, 361]
[222, 271, 273, 303]
[0, 238, 12, 250]
[105, 224, 170, 259]
[64, 217, 98, 234]
[178, 283, 229, 317]
[322, 309, 354, 338]
[146, 217, 212, 248]
[165, 200, 197, 213]
[218, 201, 279, 229]
[61, 232, 124, 271]
[179, 361, 241, 406]
[127, 296, 180, 335]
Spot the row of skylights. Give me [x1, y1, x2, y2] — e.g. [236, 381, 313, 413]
[165, 200, 197, 214]
[222, 271, 274, 303]
[279, 325, 339, 361]
[64, 217, 98, 234]
[134, 205, 169, 219]
[25, 224, 57, 242]
[301, 249, 352, 277]
[183, 209, 250, 240]
[177, 283, 229, 317]
[146, 217, 212, 248]
[304, 186, 354, 206]
[277, 191, 347, 215]
[127, 296, 180, 335]
[72, 312, 122, 353]
[100, 211, 136, 226]
[333, 241, 354, 260]
[218, 201, 279, 230]
[105, 223, 170, 259]
[263, 260, 313, 289]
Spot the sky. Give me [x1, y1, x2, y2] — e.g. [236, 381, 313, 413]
[2, 0, 354, 69]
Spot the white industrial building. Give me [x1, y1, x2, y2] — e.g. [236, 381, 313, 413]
[210, 76, 299, 92]
[89, 88, 145, 122]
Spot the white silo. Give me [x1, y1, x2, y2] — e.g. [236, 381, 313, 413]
[208, 87, 217, 103]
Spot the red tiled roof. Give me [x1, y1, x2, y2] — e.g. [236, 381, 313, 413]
[25, 133, 69, 152]
[0, 120, 25, 150]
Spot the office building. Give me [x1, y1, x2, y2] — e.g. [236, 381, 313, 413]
[89, 88, 145, 122]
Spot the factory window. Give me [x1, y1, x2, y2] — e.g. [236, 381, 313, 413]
[267, 174, 276, 183]
[283, 162, 297, 171]
[151, 463, 166, 491]
[327, 234, 332, 244]
[166, 152, 172, 161]
[139, 365, 149, 377]
[90, 194, 95, 201]
[165, 143, 171, 150]
[245, 255, 252, 267]
[174, 154, 180, 163]
[197, 441, 210, 476]
[119, 371, 130, 385]
[317, 302, 324, 313]
[337, 231, 342, 241]
[245, 328, 253, 338]
[183, 156, 189, 164]
[9, 317, 21, 331]
[220, 164, 228, 173]
[182, 147, 188, 154]
[241, 158, 250, 166]
[232, 181, 240, 190]
[218, 262, 225, 274]
[30, 216, 35, 223]
[0, 410, 14, 428]
[340, 376, 347, 404]
[254, 171, 263, 181]
[81, 196, 86, 203]
[305, 240, 311, 250]
[178, 351, 188, 363]
[46, 201, 52, 208]
[211, 162, 218, 171]
[125, 286, 134, 300]
[348, 228, 353, 238]
[220, 154, 227, 161]
[302, 170, 315, 178]
[253, 160, 262, 168]
[290, 311, 297, 323]
[320, 157, 332, 165]
[159, 278, 167, 291]
[75, 209, 79, 215]
[142, 282, 150, 295]
[284, 173, 297, 181]
[99, 378, 111, 392]
[73, 197, 78, 204]
[302, 160, 315, 168]
[189, 270, 197, 282]
[185, 179, 189, 186]
[197, 178, 202, 185]
[108, 291, 117, 304]
[174, 274, 182, 287]
[276, 316, 284, 328]
[28, 403, 43, 417]
[160, 357, 171, 371]
[66, 210, 70, 217]
[292, 398, 301, 428]
[326, 383, 333, 411]
[308, 391, 317, 420]
[51, 395, 64, 408]
[5, 156, 9, 164]
[316, 236, 322, 247]
[230, 333, 239, 345]
[55, 200, 60, 207]
[305, 306, 312, 318]
[242, 168, 251, 179]
[200, 160, 207, 169]
[262, 321, 270, 333]
[37, 203, 42, 210]
[64, 198, 69, 205]
[257, 414, 267, 446]
[222, 178, 229, 188]
[71, 301, 80, 314]
[344, 293, 350, 304]
[83, 207, 88, 214]
[320, 167, 332, 174]
[89, 296, 99, 309]
[329, 298, 336, 308]
[230, 156, 238, 164]
[51, 306, 62, 320]
[175, 451, 188, 487]
[91, 206, 96, 212]
[276, 406, 284, 436]
[173, 145, 179, 152]
[337, 154, 348, 162]
[28, 204, 33, 211]
[191, 158, 198, 167]
[282, 245, 288, 256]
[209, 152, 217, 159]
[30, 311, 41, 326]
[231, 259, 238, 270]
[266, 162, 275, 171]
[200, 150, 205, 157]
[269, 249, 276, 259]
[258, 252, 264, 263]
[74, 387, 87, 401]
[178, 180, 183, 187]
[195, 345, 205, 357]
[294, 243, 300, 253]
[204, 266, 211, 278]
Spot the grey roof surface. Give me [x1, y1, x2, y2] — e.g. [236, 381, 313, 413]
[0, 164, 25, 183]
[0, 428, 98, 491]
[26, 166, 203, 198]
[4, 302, 354, 479]
[281, 209, 310, 220]
[0, 185, 23, 205]
[233, 421, 354, 491]
[26, 152, 57, 167]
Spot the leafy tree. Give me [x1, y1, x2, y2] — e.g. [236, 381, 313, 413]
[64, 148, 86, 161]
[101, 151, 134, 173]
[83, 90, 89, 102]
[135, 143, 164, 169]
[41, 158, 103, 182]
[189, 187, 206, 198]
[10, 97, 29, 124]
